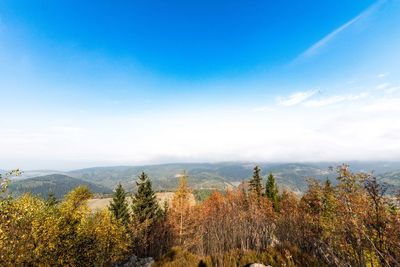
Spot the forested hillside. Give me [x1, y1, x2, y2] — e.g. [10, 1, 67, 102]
[15, 161, 400, 194]
[67, 162, 338, 191]
[8, 174, 112, 198]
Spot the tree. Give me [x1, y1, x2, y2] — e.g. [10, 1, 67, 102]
[321, 180, 336, 218]
[131, 172, 163, 256]
[77, 209, 130, 266]
[131, 172, 162, 224]
[364, 175, 391, 265]
[0, 169, 21, 199]
[249, 166, 263, 199]
[265, 173, 279, 212]
[46, 192, 58, 207]
[0, 194, 45, 265]
[57, 186, 93, 265]
[109, 183, 130, 227]
[170, 171, 193, 246]
[0, 184, 133, 266]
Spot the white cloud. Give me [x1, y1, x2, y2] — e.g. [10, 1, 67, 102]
[50, 126, 88, 136]
[277, 90, 317, 107]
[375, 83, 400, 94]
[362, 97, 400, 112]
[292, 0, 384, 63]
[303, 92, 368, 107]
[376, 83, 390, 90]
[1, 94, 400, 170]
[385, 86, 400, 94]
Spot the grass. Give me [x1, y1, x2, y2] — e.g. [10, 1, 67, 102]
[87, 192, 196, 211]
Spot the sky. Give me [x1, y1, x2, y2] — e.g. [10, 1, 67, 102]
[1, 0, 400, 170]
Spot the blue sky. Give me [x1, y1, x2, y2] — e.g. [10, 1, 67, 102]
[1, 0, 400, 169]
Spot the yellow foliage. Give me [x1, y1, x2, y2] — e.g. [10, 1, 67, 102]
[0, 186, 129, 266]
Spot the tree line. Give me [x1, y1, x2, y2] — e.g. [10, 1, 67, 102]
[1, 165, 400, 266]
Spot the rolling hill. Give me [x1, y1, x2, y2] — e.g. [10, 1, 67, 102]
[7, 174, 112, 199]
[5, 162, 400, 194]
[66, 162, 341, 192]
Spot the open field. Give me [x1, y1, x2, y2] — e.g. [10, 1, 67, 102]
[88, 192, 196, 211]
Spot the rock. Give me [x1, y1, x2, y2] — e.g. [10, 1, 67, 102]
[115, 255, 154, 267]
[246, 264, 271, 267]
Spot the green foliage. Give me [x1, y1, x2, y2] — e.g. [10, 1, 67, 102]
[68, 162, 343, 192]
[193, 189, 221, 202]
[8, 174, 112, 199]
[17, 162, 400, 194]
[130, 172, 167, 257]
[131, 172, 162, 224]
[249, 166, 263, 198]
[45, 192, 59, 207]
[265, 173, 280, 212]
[109, 183, 130, 227]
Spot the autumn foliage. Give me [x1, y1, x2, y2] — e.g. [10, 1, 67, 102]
[0, 185, 129, 266]
[1, 165, 400, 266]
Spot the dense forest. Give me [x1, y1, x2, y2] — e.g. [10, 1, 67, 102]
[1, 165, 399, 266]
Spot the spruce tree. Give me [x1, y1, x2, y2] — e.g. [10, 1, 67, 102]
[131, 172, 162, 224]
[249, 166, 263, 198]
[46, 192, 58, 207]
[109, 183, 130, 227]
[265, 173, 279, 212]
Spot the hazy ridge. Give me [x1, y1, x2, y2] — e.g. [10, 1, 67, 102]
[6, 161, 400, 198]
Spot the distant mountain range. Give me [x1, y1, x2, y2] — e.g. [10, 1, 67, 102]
[5, 161, 400, 198]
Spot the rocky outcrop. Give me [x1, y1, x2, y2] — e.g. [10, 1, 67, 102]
[116, 255, 154, 267]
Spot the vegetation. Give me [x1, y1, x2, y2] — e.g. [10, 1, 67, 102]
[169, 171, 193, 247]
[7, 174, 112, 199]
[1, 165, 400, 266]
[109, 183, 130, 228]
[249, 166, 263, 198]
[0, 169, 21, 198]
[265, 173, 279, 212]
[0, 185, 129, 266]
[131, 172, 163, 224]
[130, 172, 168, 257]
[192, 189, 217, 202]
[63, 162, 343, 191]
[10, 162, 400, 194]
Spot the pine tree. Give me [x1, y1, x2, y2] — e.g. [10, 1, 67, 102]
[265, 173, 279, 212]
[109, 183, 130, 227]
[131, 172, 162, 224]
[249, 166, 263, 198]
